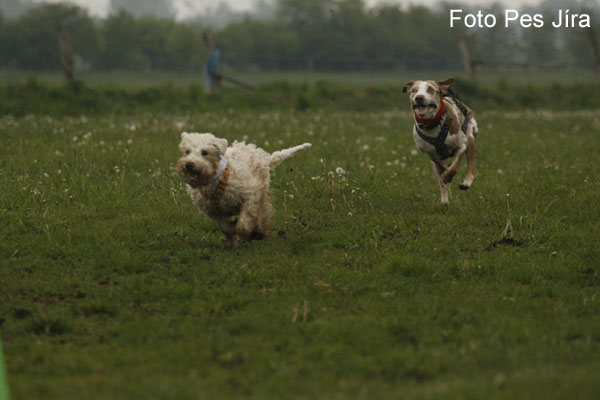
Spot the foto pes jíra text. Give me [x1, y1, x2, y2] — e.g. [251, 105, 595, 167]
[450, 9, 591, 29]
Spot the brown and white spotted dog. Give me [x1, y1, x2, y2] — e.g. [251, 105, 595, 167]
[402, 78, 478, 204]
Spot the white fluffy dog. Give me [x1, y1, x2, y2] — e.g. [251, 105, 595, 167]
[177, 132, 311, 244]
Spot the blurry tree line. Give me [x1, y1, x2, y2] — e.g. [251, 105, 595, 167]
[0, 0, 598, 72]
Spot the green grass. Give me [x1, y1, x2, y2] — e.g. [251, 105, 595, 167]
[1, 107, 599, 399]
[4, 75, 600, 118]
[1, 67, 597, 88]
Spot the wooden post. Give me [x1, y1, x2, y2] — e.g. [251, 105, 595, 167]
[458, 35, 477, 83]
[57, 22, 74, 81]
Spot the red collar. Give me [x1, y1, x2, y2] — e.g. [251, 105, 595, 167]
[414, 100, 445, 126]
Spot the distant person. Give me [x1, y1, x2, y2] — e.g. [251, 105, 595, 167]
[203, 32, 222, 92]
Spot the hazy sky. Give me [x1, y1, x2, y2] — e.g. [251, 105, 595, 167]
[34, 0, 543, 18]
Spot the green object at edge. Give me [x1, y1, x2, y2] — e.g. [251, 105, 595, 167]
[0, 334, 9, 400]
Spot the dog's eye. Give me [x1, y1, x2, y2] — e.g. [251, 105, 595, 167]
[411, 88, 417, 93]
[201, 150, 208, 156]
[185, 150, 191, 155]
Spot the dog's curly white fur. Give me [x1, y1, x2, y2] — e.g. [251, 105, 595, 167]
[177, 132, 311, 244]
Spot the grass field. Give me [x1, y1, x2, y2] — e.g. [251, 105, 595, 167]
[1, 105, 600, 399]
[1, 67, 598, 88]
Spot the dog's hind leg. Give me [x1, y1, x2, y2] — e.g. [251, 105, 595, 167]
[459, 131, 477, 190]
[236, 205, 257, 239]
[236, 191, 270, 239]
[256, 191, 274, 236]
[432, 160, 450, 204]
[248, 191, 273, 240]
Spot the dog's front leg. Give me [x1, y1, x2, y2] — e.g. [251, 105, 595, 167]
[441, 147, 466, 184]
[432, 160, 450, 204]
[214, 216, 238, 246]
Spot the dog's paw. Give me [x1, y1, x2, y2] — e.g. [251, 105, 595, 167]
[459, 175, 475, 190]
[235, 223, 252, 238]
[249, 230, 266, 240]
[441, 170, 456, 184]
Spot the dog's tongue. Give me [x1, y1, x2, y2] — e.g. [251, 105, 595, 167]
[415, 105, 430, 117]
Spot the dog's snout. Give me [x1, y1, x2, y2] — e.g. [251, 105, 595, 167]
[185, 162, 194, 171]
[415, 95, 425, 104]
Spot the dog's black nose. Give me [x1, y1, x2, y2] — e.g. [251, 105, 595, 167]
[415, 95, 425, 104]
[185, 162, 194, 171]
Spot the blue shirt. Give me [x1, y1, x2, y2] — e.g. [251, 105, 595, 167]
[204, 49, 220, 91]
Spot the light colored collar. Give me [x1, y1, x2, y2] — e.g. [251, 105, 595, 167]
[201, 157, 230, 210]
[214, 156, 228, 181]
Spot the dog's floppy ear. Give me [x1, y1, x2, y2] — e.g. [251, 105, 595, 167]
[437, 78, 455, 92]
[214, 137, 228, 154]
[402, 81, 415, 93]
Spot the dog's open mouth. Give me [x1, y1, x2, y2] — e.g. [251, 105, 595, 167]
[412, 104, 437, 117]
[185, 172, 211, 188]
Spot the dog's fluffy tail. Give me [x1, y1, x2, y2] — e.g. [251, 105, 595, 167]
[269, 143, 312, 168]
